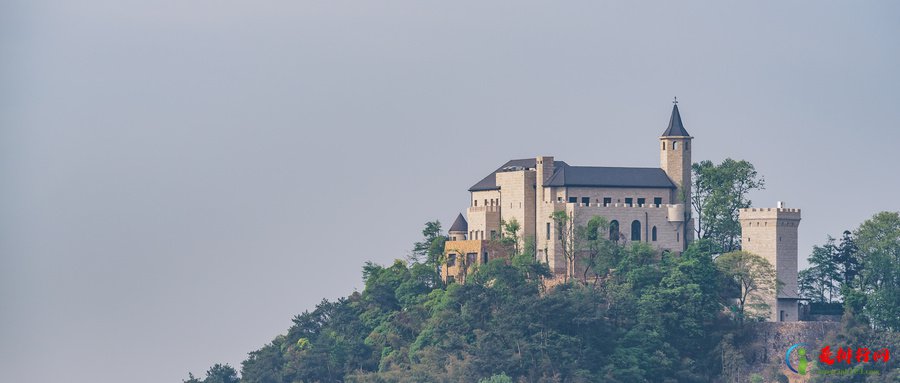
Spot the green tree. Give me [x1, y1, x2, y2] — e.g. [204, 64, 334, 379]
[576, 216, 619, 283]
[715, 251, 778, 324]
[498, 218, 521, 256]
[551, 210, 579, 282]
[203, 364, 239, 383]
[691, 159, 765, 252]
[835, 230, 861, 286]
[479, 372, 513, 383]
[848, 211, 900, 330]
[801, 237, 841, 303]
[412, 220, 448, 270]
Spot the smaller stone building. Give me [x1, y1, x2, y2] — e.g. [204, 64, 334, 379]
[740, 203, 802, 322]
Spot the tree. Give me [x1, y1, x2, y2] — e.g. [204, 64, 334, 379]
[834, 230, 861, 286]
[848, 211, 900, 330]
[576, 216, 619, 283]
[715, 251, 778, 324]
[412, 220, 448, 269]
[497, 218, 521, 256]
[551, 210, 578, 282]
[691, 159, 765, 252]
[203, 364, 240, 383]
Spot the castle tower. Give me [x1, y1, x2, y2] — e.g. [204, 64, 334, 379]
[659, 100, 694, 245]
[448, 213, 468, 241]
[739, 204, 801, 322]
[660, 101, 693, 206]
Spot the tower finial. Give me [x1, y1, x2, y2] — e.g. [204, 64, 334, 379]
[673, 96, 678, 105]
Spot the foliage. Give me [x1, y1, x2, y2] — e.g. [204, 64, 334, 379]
[845, 211, 900, 331]
[800, 231, 860, 304]
[186, 222, 737, 383]
[715, 251, 777, 324]
[411, 220, 448, 272]
[691, 159, 765, 252]
[550, 210, 578, 281]
[187, 212, 900, 382]
[183, 364, 240, 383]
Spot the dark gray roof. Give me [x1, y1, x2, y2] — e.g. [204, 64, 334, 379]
[449, 213, 468, 232]
[545, 165, 676, 189]
[661, 104, 691, 137]
[468, 158, 569, 191]
[469, 158, 675, 191]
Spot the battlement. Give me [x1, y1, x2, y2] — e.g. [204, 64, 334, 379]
[738, 207, 802, 221]
[468, 205, 501, 213]
[542, 201, 677, 209]
[739, 207, 801, 213]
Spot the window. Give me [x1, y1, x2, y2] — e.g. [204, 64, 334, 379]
[448, 253, 457, 266]
[685, 141, 690, 151]
[474, 200, 478, 206]
[654, 197, 662, 207]
[490, 230, 497, 240]
[625, 198, 633, 206]
[446, 275, 455, 284]
[546, 222, 551, 239]
[466, 253, 477, 265]
[557, 197, 563, 202]
[568, 197, 577, 203]
[609, 220, 620, 241]
[603, 197, 612, 207]
[662, 142, 666, 150]
[652, 226, 657, 241]
[581, 197, 590, 205]
[637, 198, 646, 207]
[482, 252, 488, 264]
[631, 220, 641, 241]
[673, 141, 678, 150]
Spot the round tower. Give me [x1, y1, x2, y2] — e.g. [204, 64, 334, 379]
[659, 99, 693, 205]
[659, 99, 694, 245]
[448, 213, 468, 241]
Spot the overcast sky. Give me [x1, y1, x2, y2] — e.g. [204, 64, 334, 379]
[2, 1, 899, 382]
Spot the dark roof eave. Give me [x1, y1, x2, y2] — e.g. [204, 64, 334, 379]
[468, 186, 501, 192]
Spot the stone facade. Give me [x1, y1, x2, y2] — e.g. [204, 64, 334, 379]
[442, 240, 507, 284]
[740, 206, 802, 322]
[441, 103, 801, 324]
[446, 103, 697, 282]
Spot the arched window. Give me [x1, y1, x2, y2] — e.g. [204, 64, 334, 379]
[609, 220, 620, 241]
[631, 220, 641, 241]
[662, 142, 666, 150]
[673, 141, 678, 150]
[652, 226, 657, 241]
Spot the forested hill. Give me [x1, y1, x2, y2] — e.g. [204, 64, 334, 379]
[186, 211, 900, 383]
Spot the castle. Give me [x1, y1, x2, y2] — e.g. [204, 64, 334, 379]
[442, 102, 801, 322]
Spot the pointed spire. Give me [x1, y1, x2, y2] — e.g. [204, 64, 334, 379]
[661, 100, 690, 137]
[449, 213, 468, 233]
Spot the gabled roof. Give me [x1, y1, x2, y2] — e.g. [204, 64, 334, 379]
[469, 159, 676, 191]
[468, 158, 569, 191]
[545, 165, 676, 189]
[661, 104, 691, 137]
[449, 213, 468, 233]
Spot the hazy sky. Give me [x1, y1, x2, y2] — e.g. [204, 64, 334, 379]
[2, 1, 899, 382]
